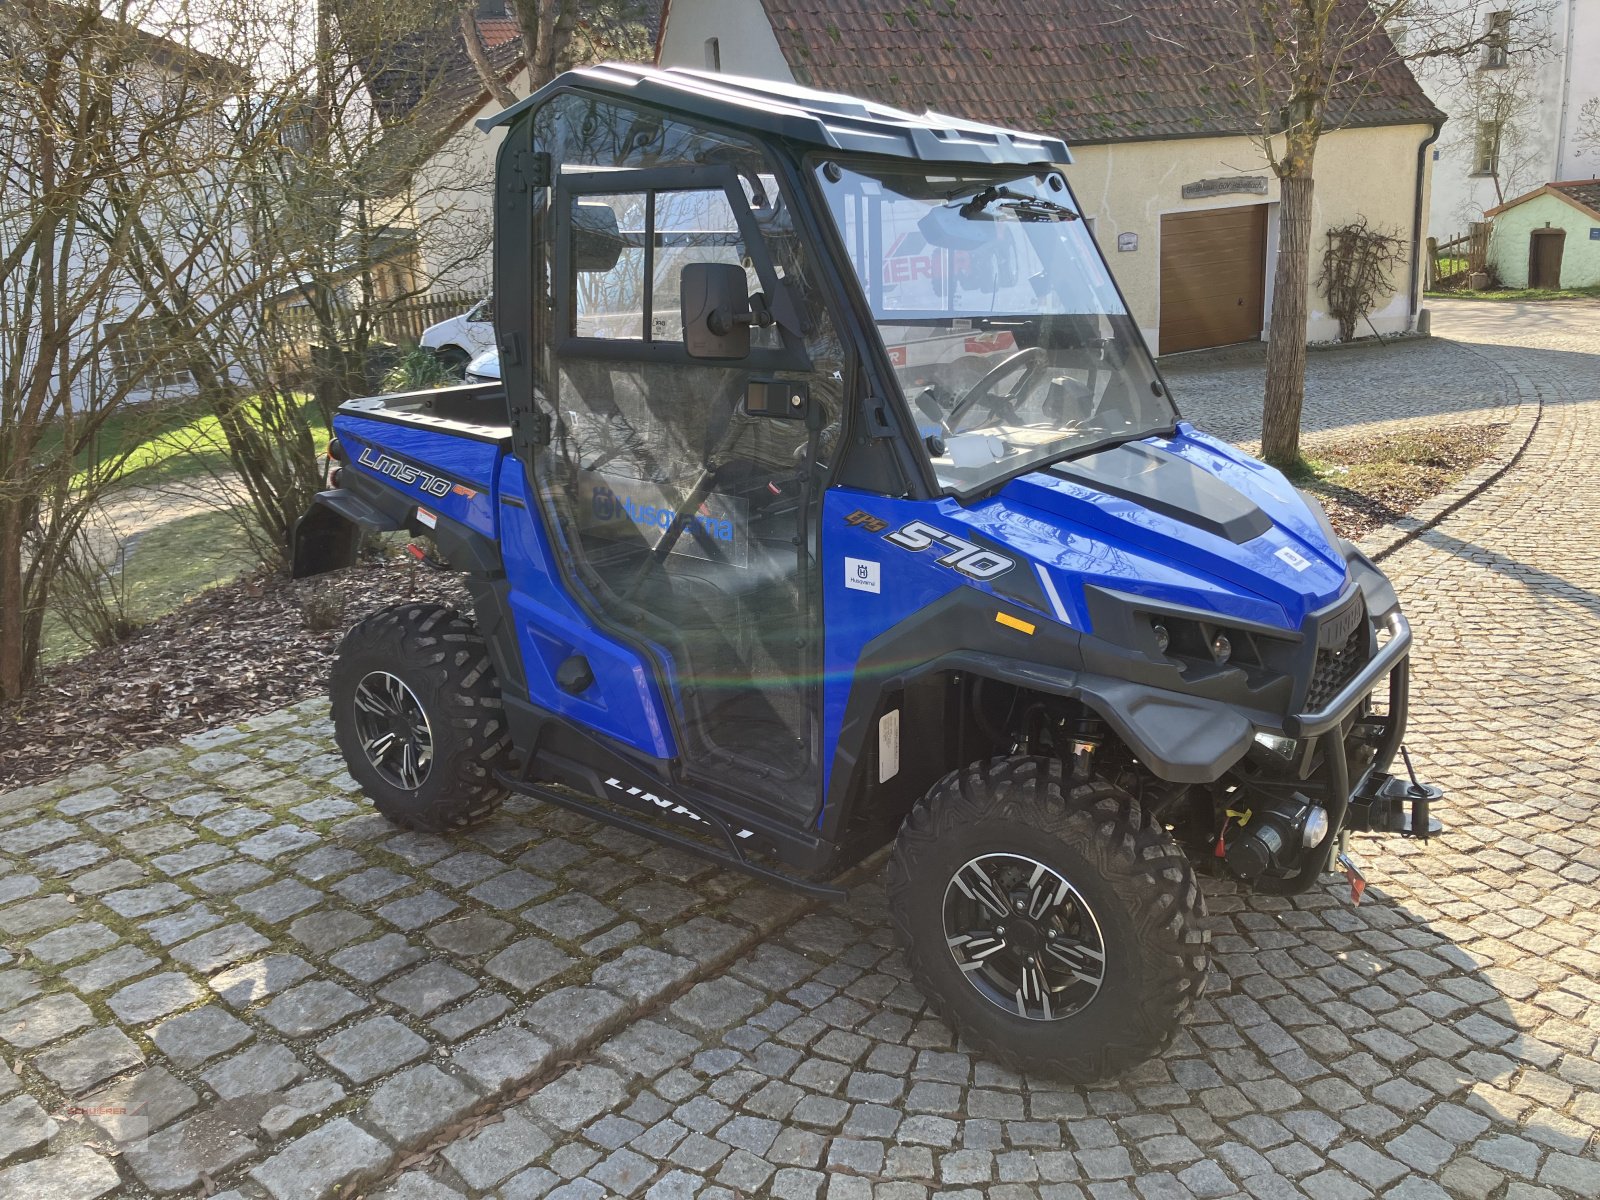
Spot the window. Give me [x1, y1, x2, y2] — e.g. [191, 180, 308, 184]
[1474, 119, 1502, 175]
[704, 37, 721, 71]
[1483, 11, 1511, 68]
[105, 318, 191, 391]
[567, 187, 776, 348]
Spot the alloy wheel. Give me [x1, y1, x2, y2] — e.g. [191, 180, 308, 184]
[943, 852, 1107, 1021]
[352, 671, 434, 790]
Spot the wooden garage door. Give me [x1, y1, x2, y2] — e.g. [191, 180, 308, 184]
[1160, 205, 1267, 354]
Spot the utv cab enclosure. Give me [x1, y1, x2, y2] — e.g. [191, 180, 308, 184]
[294, 64, 1441, 1079]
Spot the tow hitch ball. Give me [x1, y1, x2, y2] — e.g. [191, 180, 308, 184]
[1345, 748, 1444, 840]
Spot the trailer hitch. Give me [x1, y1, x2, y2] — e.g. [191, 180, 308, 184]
[1344, 746, 1444, 840]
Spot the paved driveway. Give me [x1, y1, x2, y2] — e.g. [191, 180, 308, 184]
[1, 302, 1597, 1200]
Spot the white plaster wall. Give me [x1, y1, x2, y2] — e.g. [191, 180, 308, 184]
[1065, 127, 1431, 354]
[410, 68, 534, 296]
[657, 0, 795, 81]
[1557, 0, 1600, 178]
[1418, 0, 1600, 235]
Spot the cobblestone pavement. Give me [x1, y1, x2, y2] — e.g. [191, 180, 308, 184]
[1164, 324, 1518, 449]
[0, 301, 1597, 1199]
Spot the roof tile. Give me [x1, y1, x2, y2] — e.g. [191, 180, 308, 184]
[755, 0, 1442, 144]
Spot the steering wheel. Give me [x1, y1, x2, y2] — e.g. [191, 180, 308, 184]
[943, 346, 1048, 432]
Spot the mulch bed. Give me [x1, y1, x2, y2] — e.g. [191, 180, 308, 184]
[0, 421, 1507, 795]
[0, 558, 464, 794]
[1300, 423, 1505, 540]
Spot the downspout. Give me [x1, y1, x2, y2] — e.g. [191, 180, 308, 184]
[1554, 0, 1577, 180]
[1409, 119, 1446, 328]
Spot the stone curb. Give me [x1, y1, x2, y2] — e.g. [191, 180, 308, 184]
[1355, 344, 1543, 563]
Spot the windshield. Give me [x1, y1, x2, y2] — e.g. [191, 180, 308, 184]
[818, 162, 1176, 491]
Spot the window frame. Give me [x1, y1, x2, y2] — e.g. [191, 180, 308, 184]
[552, 163, 811, 373]
[1482, 11, 1512, 69]
[1473, 119, 1502, 176]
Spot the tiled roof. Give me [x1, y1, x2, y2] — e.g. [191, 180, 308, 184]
[1487, 178, 1600, 221]
[474, 16, 520, 50]
[1552, 179, 1600, 217]
[359, 25, 524, 130]
[754, 0, 1443, 145]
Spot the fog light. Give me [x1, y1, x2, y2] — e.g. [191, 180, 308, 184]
[1303, 806, 1331, 848]
[1253, 731, 1298, 758]
[1152, 623, 1170, 654]
[1211, 633, 1231, 663]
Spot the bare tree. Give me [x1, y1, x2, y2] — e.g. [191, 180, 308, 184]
[104, 0, 500, 560]
[1574, 95, 1600, 162]
[457, 0, 651, 108]
[0, 0, 254, 700]
[1193, 0, 1551, 466]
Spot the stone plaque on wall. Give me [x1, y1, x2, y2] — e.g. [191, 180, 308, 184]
[1181, 176, 1269, 200]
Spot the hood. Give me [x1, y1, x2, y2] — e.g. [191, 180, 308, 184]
[952, 425, 1349, 633]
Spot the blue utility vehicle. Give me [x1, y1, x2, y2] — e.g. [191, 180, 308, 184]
[294, 65, 1439, 1078]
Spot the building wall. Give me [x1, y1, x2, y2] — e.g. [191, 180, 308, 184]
[1063, 128, 1431, 354]
[657, 2, 1431, 356]
[1559, 0, 1600, 178]
[1489, 192, 1600, 285]
[410, 69, 533, 296]
[656, 0, 793, 78]
[1417, 0, 1600, 235]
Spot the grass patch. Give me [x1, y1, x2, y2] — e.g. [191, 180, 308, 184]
[41, 507, 261, 664]
[1295, 425, 1506, 540]
[1425, 284, 1600, 303]
[35, 394, 329, 492]
[102, 396, 328, 491]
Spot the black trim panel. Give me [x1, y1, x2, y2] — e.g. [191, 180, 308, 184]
[1050, 441, 1272, 544]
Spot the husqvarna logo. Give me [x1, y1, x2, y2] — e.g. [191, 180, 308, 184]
[357, 447, 452, 498]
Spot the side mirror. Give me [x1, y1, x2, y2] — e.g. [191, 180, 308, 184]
[572, 202, 624, 273]
[680, 262, 754, 359]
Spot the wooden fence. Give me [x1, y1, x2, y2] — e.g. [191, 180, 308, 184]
[274, 289, 481, 355]
[1425, 222, 1490, 290]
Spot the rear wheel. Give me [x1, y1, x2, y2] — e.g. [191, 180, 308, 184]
[331, 603, 511, 831]
[888, 756, 1208, 1081]
[434, 346, 470, 379]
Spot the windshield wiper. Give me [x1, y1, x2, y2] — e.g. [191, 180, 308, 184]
[955, 185, 1079, 222]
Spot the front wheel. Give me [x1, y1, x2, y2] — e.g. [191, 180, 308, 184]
[331, 603, 512, 831]
[887, 757, 1209, 1081]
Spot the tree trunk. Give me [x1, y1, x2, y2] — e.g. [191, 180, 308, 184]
[1261, 170, 1316, 468]
[0, 509, 26, 701]
[460, 9, 519, 109]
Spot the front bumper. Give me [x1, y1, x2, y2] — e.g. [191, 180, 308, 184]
[1282, 610, 1411, 740]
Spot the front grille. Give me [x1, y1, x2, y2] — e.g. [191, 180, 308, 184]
[1306, 605, 1370, 711]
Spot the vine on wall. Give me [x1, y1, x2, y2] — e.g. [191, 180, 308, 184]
[1318, 218, 1408, 342]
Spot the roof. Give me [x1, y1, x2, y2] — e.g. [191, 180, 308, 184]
[357, 20, 524, 130]
[1486, 179, 1600, 222]
[480, 63, 1073, 165]
[731, 0, 1442, 145]
[21, 1, 247, 87]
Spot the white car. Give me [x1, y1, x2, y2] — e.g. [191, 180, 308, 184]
[464, 348, 500, 383]
[419, 297, 495, 374]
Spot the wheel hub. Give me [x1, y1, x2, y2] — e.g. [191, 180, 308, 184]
[352, 671, 434, 790]
[943, 852, 1106, 1022]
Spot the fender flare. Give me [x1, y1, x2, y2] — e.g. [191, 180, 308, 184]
[290, 488, 404, 579]
[822, 588, 1260, 836]
[959, 652, 1255, 784]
